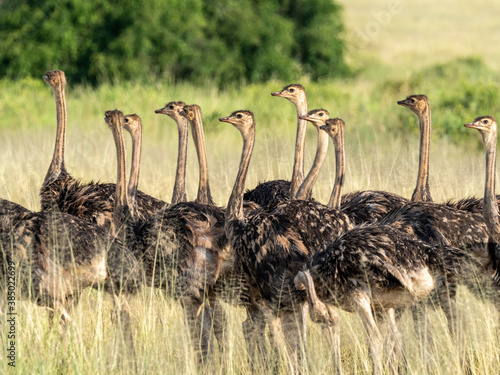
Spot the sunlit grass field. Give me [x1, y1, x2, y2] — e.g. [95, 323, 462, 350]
[2, 2, 500, 372]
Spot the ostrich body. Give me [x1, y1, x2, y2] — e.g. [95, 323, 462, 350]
[155, 101, 189, 205]
[0, 199, 31, 233]
[221, 111, 352, 373]
[0, 110, 142, 358]
[40, 70, 165, 231]
[295, 223, 473, 375]
[243, 84, 308, 208]
[376, 179, 499, 342]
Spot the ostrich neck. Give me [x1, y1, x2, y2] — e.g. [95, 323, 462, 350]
[226, 126, 255, 225]
[328, 127, 346, 209]
[412, 108, 432, 202]
[171, 117, 189, 205]
[190, 110, 214, 205]
[127, 127, 142, 208]
[294, 125, 329, 201]
[290, 98, 308, 197]
[44, 84, 67, 185]
[483, 131, 500, 243]
[111, 122, 129, 236]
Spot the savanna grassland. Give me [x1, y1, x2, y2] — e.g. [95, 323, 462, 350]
[1, 1, 500, 374]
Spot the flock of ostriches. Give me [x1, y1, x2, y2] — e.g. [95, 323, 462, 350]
[1, 70, 499, 374]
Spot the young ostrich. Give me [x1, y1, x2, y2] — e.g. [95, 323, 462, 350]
[155, 101, 189, 205]
[295, 220, 473, 375]
[465, 116, 500, 281]
[220, 111, 353, 373]
[396, 94, 433, 202]
[244, 84, 308, 208]
[0, 110, 142, 359]
[40, 70, 165, 231]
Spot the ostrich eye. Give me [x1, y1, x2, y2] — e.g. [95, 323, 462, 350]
[319, 112, 324, 117]
[289, 88, 295, 93]
[483, 119, 489, 124]
[169, 105, 174, 110]
[236, 113, 243, 119]
[125, 118, 129, 123]
[409, 98, 415, 103]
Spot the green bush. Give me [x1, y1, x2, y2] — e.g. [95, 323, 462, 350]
[0, 0, 349, 85]
[377, 57, 500, 146]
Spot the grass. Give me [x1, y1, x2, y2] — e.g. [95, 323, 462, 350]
[2, 2, 500, 373]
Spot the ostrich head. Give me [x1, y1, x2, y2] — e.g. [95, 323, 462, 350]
[299, 108, 330, 128]
[320, 118, 345, 138]
[124, 113, 142, 135]
[219, 110, 254, 135]
[155, 101, 187, 121]
[271, 84, 306, 106]
[43, 70, 67, 88]
[397, 94, 429, 115]
[179, 104, 201, 122]
[465, 116, 497, 146]
[104, 109, 124, 129]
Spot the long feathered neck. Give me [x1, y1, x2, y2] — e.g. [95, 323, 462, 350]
[328, 126, 345, 209]
[290, 96, 308, 198]
[44, 81, 68, 185]
[294, 124, 329, 201]
[226, 125, 255, 226]
[189, 107, 214, 205]
[412, 105, 433, 202]
[171, 115, 189, 205]
[111, 121, 130, 236]
[482, 128, 500, 242]
[127, 125, 142, 209]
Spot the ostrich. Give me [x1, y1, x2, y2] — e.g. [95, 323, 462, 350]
[396, 94, 433, 202]
[155, 101, 188, 205]
[40, 70, 165, 231]
[465, 116, 500, 281]
[0, 109, 142, 360]
[243, 84, 308, 208]
[220, 110, 352, 373]
[294, 222, 474, 375]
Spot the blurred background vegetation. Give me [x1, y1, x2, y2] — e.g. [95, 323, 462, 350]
[0, 0, 348, 85]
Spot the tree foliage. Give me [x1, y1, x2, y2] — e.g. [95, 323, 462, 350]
[0, 0, 349, 85]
